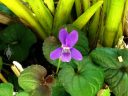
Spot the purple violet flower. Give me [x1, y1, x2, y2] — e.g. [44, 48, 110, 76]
[50, 28, 83, 62]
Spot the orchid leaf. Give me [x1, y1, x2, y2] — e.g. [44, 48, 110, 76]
[24, 0, 53, 35]
[58, 58, 104, 96]
[43, 25, 89, 67]
[0, 83, 13, 96]
[0, 0, 47, 39]
[53, 0, 75, 36]
[103, 0, 125, 47]
[90, 48, 128, 96]
[73, 0, 103, 29]
[0, 23, 36, 61]
[44, 0, 55, 15]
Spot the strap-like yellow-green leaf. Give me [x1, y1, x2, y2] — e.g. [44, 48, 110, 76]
[88, 0, 101, 47]
[103, 0, 125, 47]
[44, 0, 55, 15]
[75, 0, 82, 17]
[82, 0, 90, 11]
[0, 0, 47, 39]
[25, 0, 53, 35]
[123, 0, 128, 36]
[73, 0, 103, 29]
[53, 0, 75, 36]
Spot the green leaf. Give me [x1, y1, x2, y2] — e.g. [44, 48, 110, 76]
[18, 65, 47, 92]
[53, 0, 75, 36]
[43, 25, 89, 67]
[29, 85, 50, 96]
[51, 79, 70, 96]
[24, 0, 53, 35]
[0, 0, 47, 39]
[0, 23, 36, 61]
[0, 83, 13, 96]
[44, 0, 55, 15]
[73, 0, 103, 29]
[103, 0, 125, 47]
[18, 65, 53, 96]
[58, 58, 104, 96]
[16, 92, 29, 96]
[90, 48, 128, 96]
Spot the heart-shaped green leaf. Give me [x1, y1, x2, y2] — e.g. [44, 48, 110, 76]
[0, 23, 36, 61]
[90, 48, 128, 96]
[18, 65, 53, 96]
[16, 92, 29, 96]
[51, 79, 70, 96]
[43, 25, 89, 67]
[0, 83, 13, 96]
[58, 57, 104, 96]
[18, 65, 47, 92]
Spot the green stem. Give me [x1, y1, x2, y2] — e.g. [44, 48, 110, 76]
[56, 59, 61, 74]
[0, 0, 47, 40]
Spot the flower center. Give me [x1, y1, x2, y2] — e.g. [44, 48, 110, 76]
[62, 46, 70, 53]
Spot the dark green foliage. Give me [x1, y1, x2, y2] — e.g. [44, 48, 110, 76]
[90, 48, 128, 96]
[58, 58, 104, 96]
[51, 79, 70, 96]
[0, 23, 36, 61]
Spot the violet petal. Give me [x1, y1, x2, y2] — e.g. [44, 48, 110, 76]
[61, 52, 71, 62]
[66, 30, 78, 47]
[50, 47, 62, 60]
[71, 48, 82, 61]
[59, 28, 68, 45]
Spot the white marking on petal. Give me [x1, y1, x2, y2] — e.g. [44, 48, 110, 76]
[62, 46, 70, 53]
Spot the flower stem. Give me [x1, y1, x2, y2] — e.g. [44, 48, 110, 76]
[0, 73, 7, 83]
[56, 59, 61, 74]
